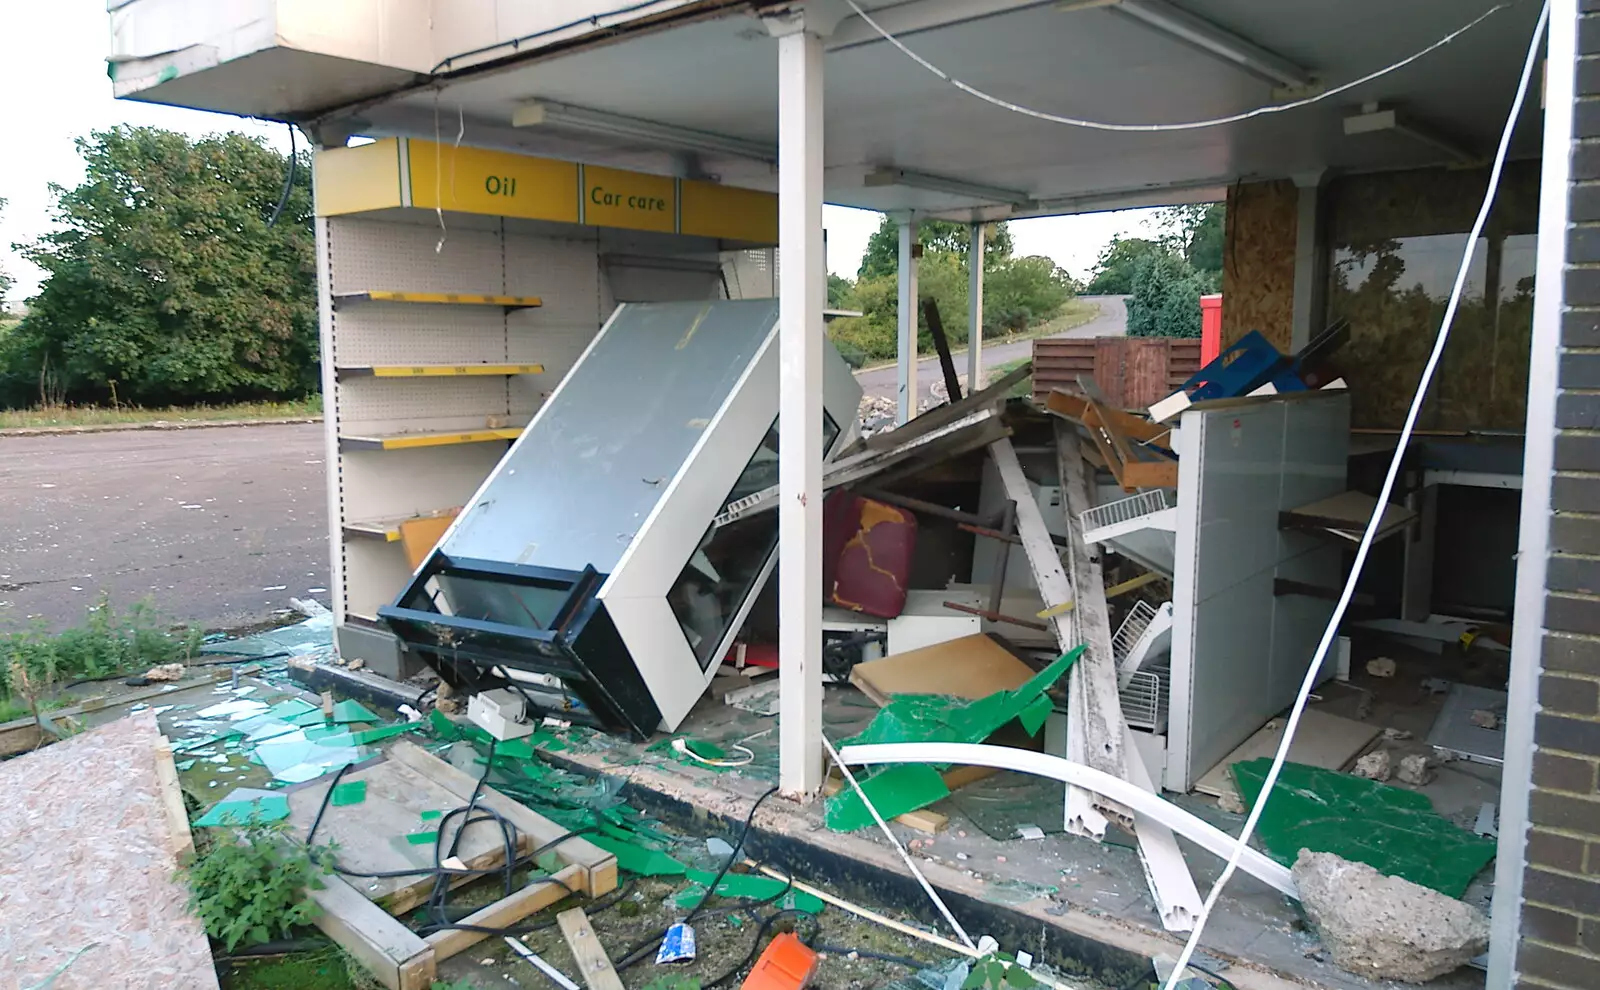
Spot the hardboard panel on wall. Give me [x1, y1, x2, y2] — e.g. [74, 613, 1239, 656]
[328, 216, 506, 296]
[336, 375, 516, 436]
[339, 446, 509, 524]
[331, 303, 508, 366]
[1222, 179, 1297, 351]
[1323, 162, 1538, 430]
[343, 538, 413, 620]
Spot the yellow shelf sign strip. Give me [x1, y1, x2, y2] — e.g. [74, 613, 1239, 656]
[339, 428, 523, 452]
[335, 291, 543, 309]
[343, 507, 464, 543]
[340, 364, 544, 379]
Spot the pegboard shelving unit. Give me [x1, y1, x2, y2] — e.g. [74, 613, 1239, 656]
[312, 136, 779, 674]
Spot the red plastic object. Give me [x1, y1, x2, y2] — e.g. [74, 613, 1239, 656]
[1200, 294, 1223, 365]
[822, 491, 917, 619]
[741, 932, 819, 990]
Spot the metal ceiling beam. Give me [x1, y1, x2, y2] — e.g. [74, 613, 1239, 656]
[865, 165, 1030, 204]
[828, 0, 1053, 51]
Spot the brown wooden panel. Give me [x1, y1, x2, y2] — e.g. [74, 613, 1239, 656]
[1031, 338, 1099, 401]
[1124, 339, 1171, 409]
[1168, 340, 1203, 389]
[1094, 338, 1126, 407]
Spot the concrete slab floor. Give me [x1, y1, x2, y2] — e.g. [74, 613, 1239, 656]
[540, 684, 1489, 990]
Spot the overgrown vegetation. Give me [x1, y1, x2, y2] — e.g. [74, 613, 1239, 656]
[0, 394, 321, 429]
[827, 217, 1080, 365]
[1, 127, 316, 411]
[0, 596, 202, 721]
[183, 821, 331, 952]
[1084, 203, 1225, 339]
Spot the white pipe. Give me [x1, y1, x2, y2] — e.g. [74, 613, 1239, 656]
[836, 742, 1295, 897]
[822, 735, 978, 950]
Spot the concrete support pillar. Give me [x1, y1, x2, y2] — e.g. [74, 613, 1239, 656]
[774, 24, 826, 798]
[967, 222, 985, 390]
[1290, 172, 1328, 352]
[896, 219, 919, 423]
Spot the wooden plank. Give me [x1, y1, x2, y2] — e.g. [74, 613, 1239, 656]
[313, 874, 436, 990]
[1125, 339, 1173, 410]
[1052, 421, 1134, 832]
[423, 864, 585, 961]
[153, 740, 195, 863]
[387, 741, 617, 897]
[849, 634, 1037, 705]
[285, 758, 530, 915]
[923, 299, 964, 402]
[557, 907, 627, 990]
[1094, 337, 1126, 408]
[0, 670, 228, 757]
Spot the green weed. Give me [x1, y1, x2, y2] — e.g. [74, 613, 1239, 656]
[183, 821, 332, 953]
[0, 596, 201, 708]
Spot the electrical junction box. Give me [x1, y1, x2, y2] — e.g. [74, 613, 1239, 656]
[467, 688, 538, 741]
[381, 300, 861, 737]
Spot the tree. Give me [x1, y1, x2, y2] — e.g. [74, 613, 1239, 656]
[827, 273, 855, 308]
[1083, 237, 1168, 295]
[1125, 252, 1203, 338]
[0, 198, 12, 313]
[1154, 202, 1225, 289]
[1, 127, 316, 408]
[857, 216, 1014, 280]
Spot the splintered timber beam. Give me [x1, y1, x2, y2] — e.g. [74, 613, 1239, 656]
[987, 438, 1126, 840]
[1053, 420, 1137, 836]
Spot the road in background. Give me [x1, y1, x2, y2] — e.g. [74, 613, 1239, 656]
[854, 294, 1128, 403]
[0, 423, 328, 632]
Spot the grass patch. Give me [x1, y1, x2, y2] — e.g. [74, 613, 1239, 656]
[989, 357, 1035, 398]
[854, 297, 1101, 373]
[0, 395, 322, 430]
[1, 596, 202, 720]
[220, 945, 380, 990]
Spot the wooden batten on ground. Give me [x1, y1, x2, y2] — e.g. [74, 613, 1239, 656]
[557, 906, 626, 990]
[289, 741, 617, 989]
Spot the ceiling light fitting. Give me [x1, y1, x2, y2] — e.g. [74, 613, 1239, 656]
[512, 100, 774, 162]
[1343, 104, 1478, 165]
[1104, 0, 1313, 89]
[865, 166, 1029, 205]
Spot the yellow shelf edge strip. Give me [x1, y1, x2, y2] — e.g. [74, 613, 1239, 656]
[340, 428, 524, 451]
[348, 291, 543, 308]
[361, 364, 545, 378]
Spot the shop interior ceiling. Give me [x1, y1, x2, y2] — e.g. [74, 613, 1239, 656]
[293, 0, 1549, 220]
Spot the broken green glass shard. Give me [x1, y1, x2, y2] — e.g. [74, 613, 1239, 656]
[350, 723, 423, 745]
[825, 763, 951, 832]
[1231, 758, 1497, 898]
[266, 698, 319, 721]
[588, 833, 688, 876]
[429, 708, 461, 741]
[406, 830, 440, 846]
[420, 809, 442, 822]
[194, 795, 291, 827]
[331, 780, 367, 806]
[673, 870, 824, 914]
[291, 709, 330, 728]
[331, 699, 381, 724]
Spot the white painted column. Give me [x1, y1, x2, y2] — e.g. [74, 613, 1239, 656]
[1489, 0, 1572, 982]
[967, 222, 985, 391]
[1289, 171, 1327, 352]
[896, 219, 919, 423]
[776, 25, 826, 797]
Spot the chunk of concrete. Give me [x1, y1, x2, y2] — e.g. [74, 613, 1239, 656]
[1292, 851, 1489, 983]
[1352, 750, 1391, 782]
[1396, 754, 1434, 786]
[1366, 657, 1397, 678]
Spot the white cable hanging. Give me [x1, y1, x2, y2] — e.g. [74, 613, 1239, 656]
[841, 0, 1511, 133]
[1161, 3, 1549, 987]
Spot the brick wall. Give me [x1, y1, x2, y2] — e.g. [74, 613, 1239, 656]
[1517, 5, 1600, 986]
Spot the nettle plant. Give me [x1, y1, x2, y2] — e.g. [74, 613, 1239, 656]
[181, 821, 332, 951]
[964, 954, 1038, 989]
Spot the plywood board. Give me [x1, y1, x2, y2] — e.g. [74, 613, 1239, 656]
[399, 511, 459, 569]
[1192, 708, 1381, 798]
[849, 633, 1036, 705]
[286, 758, 532, 914]
[1, 712, 220, 990]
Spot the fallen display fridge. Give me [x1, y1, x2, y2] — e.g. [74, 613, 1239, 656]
[379, 299, 862, 736]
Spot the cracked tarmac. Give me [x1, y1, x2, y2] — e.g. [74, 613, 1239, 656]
[0, 423, 329, 632]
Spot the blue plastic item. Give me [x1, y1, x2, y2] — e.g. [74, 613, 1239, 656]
[1181, 330, 1292, 401]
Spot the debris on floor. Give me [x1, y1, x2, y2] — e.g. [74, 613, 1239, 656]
[0, 712, 219, 989]
[1231, 758, 1496, 897]
[1293, 850, 1490, 983]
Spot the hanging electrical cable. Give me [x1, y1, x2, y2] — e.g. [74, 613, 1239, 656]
[1160, 3, 1550, 987]
[842, 0, 1510, 133]
[266, 122, 297, 227]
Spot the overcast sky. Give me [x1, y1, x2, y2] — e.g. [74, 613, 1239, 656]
[0, 3, 1157, 302]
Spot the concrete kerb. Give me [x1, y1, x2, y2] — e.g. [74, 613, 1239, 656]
[0, 416, 321, 438]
